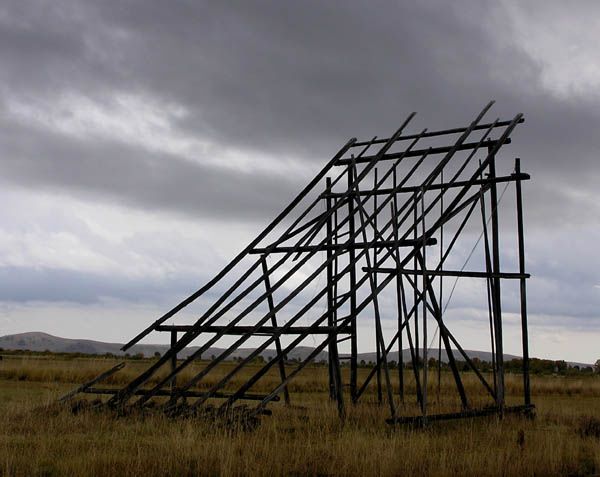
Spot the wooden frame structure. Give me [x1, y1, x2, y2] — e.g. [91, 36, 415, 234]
[62, 101, 534, 424]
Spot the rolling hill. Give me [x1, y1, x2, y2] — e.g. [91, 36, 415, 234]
[0, 331, 527, 364]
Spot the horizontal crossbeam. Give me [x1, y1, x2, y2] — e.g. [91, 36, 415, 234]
[83, 387, 280, 401]
[386, 404, 535, 425]
[250, 238, 437, 255]
[155, 325, 352, 334]
[338, 138, 511, 165]
[322, 173, 530, 198]
[352, 117, 524, 147]
[363, 268, 530, 279]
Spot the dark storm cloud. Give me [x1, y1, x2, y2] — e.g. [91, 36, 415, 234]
[0, 0, 598, 223]
[0, 115, 297, 220]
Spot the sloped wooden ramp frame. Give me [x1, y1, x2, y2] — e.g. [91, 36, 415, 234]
[62, 101, 534, 425]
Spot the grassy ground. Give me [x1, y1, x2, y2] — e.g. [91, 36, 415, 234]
[1, 355, 599, 476]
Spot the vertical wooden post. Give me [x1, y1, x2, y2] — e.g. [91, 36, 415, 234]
[392, 173, 404, 403]
[397, 281, 405, 402]
[348, 163, 358, 402]
[480, 182, 498, 396]
[515, 158, 531, 406]
[438, 169, 443, 398]
[413, 192, 419, 382]
[421, 189, 428, 422]
[374, 169, 383, 404]
[488, 145, 505, 411]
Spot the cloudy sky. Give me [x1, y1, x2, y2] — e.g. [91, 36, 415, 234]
[0, 0, 598, 363]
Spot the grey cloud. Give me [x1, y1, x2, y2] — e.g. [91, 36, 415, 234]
[0, 0, 598, 225]
[0, 117, 299, 220]
[0, 266, 201, 304]
[0, 0, 598, 337]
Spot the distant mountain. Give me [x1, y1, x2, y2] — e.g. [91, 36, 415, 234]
[0, 332, 125, 355]
[0, 332, 328, 362]
[0, 332, 591, 367]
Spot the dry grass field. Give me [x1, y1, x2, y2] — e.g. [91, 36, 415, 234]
[1, 354, 599, 476]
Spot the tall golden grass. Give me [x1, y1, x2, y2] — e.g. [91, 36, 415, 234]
[1, 355, 599, 476]
[2, 354, 600, 397]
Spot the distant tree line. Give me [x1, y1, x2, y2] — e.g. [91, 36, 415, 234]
[1, 347, 598, 375]
[345, 356, 597, 375]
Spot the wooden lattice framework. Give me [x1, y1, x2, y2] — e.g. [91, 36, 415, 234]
[62, 101, 534, 425]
